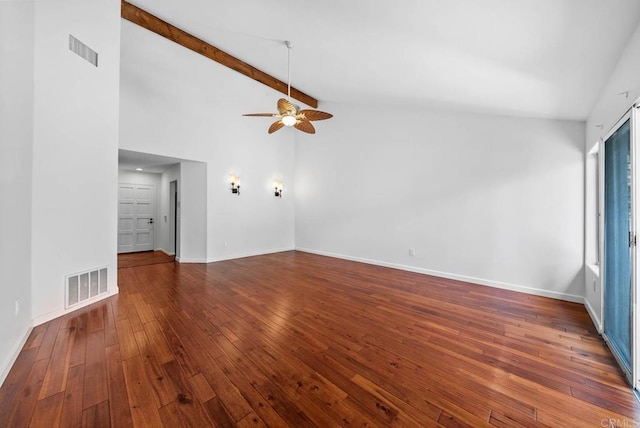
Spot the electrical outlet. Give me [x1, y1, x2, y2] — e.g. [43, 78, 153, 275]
[224, 241, 228, 248]
[408, 248, 415, 256]
[14, 299, 19, 316]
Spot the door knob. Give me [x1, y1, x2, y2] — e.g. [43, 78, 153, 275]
[149, 218, 154, 224]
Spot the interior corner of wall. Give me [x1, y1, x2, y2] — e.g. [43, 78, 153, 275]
[0, 324, 33, 387]
[584, 297, 602, 333]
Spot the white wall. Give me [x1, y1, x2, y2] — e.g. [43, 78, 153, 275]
[119, 169, 161, 187]
[0, 1, 35, 383]
[178, 162, 208, 262]
[584, 22, 640, 329]
[158, 164, 180, 254]
[119, 20, 295, 262]
[295, 103, 585, 301]
[30, 0, 121, 324]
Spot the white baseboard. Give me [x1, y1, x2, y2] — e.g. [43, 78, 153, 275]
[32, 287, 119, 327]
[175, 257, 207, 263]
[0, 324, 33, 387]
[157, 248, 175, 256]
[296, 247, 584, 304]
[206, 247, 295, 263]
[584, 298, 603, 333]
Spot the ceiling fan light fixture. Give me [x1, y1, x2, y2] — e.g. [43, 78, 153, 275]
[243, 41, 332, 134]
[282, 115, 297, 127]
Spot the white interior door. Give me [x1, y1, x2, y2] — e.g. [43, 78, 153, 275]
[118, 183, 155, 253]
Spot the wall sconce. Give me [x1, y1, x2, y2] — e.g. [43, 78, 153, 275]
[273, 180, 283, 198]
[229, 175, 240, 195]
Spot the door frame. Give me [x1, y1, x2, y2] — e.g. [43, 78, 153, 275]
[634, 104, 640, 390]
[600, 106, 637, 387]
[169, 179, 179, 258]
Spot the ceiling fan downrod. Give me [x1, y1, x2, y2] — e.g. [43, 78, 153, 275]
[285, 40, 292, 101]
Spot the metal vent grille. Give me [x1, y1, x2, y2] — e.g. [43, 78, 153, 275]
[68, 34, 98, 67]
[66, 267, 108, 309]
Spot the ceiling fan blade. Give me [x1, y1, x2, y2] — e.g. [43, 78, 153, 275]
[243, 113, 279, 117]
[294, 120, 315, 134]
[277, 98, 297, 115]
[298, 110, 333, 121]
[268, 120, 285, 134]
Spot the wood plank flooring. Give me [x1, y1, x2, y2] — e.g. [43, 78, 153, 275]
[117, 250, 175, 269]
[1, 250, 639, 427]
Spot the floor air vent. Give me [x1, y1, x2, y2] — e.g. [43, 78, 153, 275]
[69, 34, 98, 67]
[66, 267, 108, 309]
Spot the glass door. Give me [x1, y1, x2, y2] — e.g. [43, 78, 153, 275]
[603, 113, 634, 383]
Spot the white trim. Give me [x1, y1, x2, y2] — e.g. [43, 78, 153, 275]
[634, 102, 640, 390]
[157, 248, 175, 256]
[584, 297, 603, 333]
[206, 247, 295, 263]
[175, 257, 208, 263]
[296, 247, 584, 303]
[0, 325, 33, 387]
[587, 263, 600, 277]
[598, 136, 605, 326]
[32, 287, 118, 327]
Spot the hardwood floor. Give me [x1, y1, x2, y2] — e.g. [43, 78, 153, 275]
[118, 250, 175, 268]
[1, 251, 638, 427]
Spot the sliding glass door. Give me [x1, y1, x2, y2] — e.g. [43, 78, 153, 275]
[603, 113, 634, 382]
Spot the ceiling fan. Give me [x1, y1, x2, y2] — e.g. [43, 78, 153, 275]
[243, 41, 333, 134]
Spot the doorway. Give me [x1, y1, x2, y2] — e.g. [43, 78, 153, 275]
[602, 110, 635, 385]
[117, 150, 208, 263]
[169, 179, 179, 258]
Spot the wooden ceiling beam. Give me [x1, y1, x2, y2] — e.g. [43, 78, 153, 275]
[120, 1, 318, 108]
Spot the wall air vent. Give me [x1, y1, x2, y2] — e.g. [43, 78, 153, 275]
[68, 34, 98, 67]
[65, 267, 108, 309]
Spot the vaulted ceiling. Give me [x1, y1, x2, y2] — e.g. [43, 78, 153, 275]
[123, 0, 640, 121]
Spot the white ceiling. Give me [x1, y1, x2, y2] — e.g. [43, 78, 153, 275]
[125, 0, 640, 121]
[118, 149, 189, 173]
